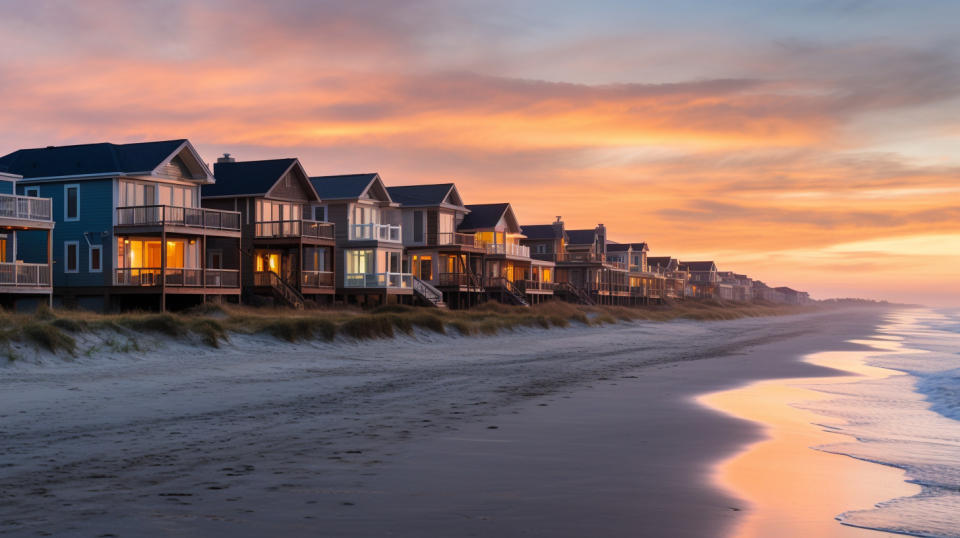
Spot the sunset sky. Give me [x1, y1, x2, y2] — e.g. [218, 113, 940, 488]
[2, 1, 959, 305]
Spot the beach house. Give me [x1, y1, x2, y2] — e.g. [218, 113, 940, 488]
[458, 203, 554, 306]
[0, 171, 54, 309]
[308, 173, 414, 306]
[200, 155, 335, 308]
[386, 183, 484, 308]
[0, 140, 241, 310]
[606, 242, 666, 304]
[679, 261, 719, 299]
[557, 225, 629, 305]
[647, 256, 688, 300]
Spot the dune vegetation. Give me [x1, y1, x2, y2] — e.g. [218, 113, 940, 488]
[0, 300, 821, 360]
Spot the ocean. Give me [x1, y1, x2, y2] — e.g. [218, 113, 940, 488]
[806, 308, 960, 537]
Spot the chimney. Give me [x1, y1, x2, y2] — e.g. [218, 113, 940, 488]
[217, 153, 235, 163]
[596, 223, 606, 254]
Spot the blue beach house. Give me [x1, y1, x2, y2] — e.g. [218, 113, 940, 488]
[0, 140, 242, 310]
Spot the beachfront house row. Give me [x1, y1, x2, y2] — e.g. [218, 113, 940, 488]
[718, 272, 754, 302]
[0, 140, 241, 310]
[679, 261, 719, 299]
[307, 173, 415, 306]
[458, 203, 554, 305]
[386, 183, 485, 308]
[0, 171, 54, 309]
[774, 286, 811, 305]
[647, 256, 688, 300]
[200, 155, 335, 308]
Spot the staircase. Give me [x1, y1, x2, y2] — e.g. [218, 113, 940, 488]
[488, 277, 529, 307]
[413, 277, 446, 308]
[556, 281, 595, 305]
[256, 271, 305, 309]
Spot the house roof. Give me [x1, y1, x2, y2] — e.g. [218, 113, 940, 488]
[459, 203, 512, 231]
[204, 158, 299, 197]
[0, 139, 190, 179]
[774, 286, 799, 294]
[565, 229, 597, 245]
[309, 173, 382, 200]
[606, 242, 648, 252]
[679, 261, 717, 271]
[386, 183, 459, 207]
[520, 224, 564, 240]
[647, 256, 673, 266]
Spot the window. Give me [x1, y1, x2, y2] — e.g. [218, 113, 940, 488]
[535, 244, 546, 254]
[208, 249, 223, 269]
[65, 241, 79, 273]
[89, 245, 102, 272]
[64, 185, 79, 221]
[313, 206, 326, 222]
[347, 249, 374, 274]
[413, 210, 424, 243]
[24, 187, 39, 197]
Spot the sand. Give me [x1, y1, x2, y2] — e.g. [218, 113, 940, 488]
[0, 308, 892, 537]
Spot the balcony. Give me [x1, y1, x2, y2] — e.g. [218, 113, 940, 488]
[301, 270, 335, 288]
[344, 272, 412, 288]
[255, 219, 334, 241]
[116, 205, 240, 232]
[484, 243, 530, 258]
[0, 262, 51, 288]
[0, 194, 53, 224]
[349, 223, 401, 242]
[517, 279, 557, 293]
[114, 268, 240, 288]
[434, 232, 484, 248]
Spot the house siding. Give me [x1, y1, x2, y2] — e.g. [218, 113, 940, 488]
[18, 178, 115, 288]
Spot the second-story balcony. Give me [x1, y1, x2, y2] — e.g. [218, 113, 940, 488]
[0, 194, 53, 226]
[116, 205, 240, 234]
[485, 242, 530, 258]
[435, 232, 484, 249]
[255, 219, 334, 241]
[349, 223, 401, 242]
[344, 272, 412, 288]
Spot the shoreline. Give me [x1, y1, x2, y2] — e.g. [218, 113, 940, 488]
[698, 335, 920, 537]
[0, 308, 890, 537]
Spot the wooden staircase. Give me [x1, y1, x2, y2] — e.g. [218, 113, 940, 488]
[255, 271, 305, 309]
[413, 277, 446, 308]
[487, 277, 529, 307]
[556, 282, 595, 305]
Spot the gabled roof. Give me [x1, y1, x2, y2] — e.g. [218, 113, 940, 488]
[566, 229, 597, 245]
[204, 158, 306, 198]
[386, 183, 464, 208]
[648, 256, 678, 270]
[459, 203, 518, 232]
[309, 173, 390, 201]
[0, 139, 204, 180]
[520, 224, 564, 240]
[679, 261, 717, 272]
[774, 286, 799, 294]
[606, 242, 649, 252]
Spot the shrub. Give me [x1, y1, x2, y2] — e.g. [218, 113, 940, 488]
[22, 322, 76, 354]
[340, 315, 395, 339]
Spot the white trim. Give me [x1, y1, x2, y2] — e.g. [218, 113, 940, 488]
[64, 241, 80, 273]
[89, 244, 103, 273]
[64, 184, 80, 221]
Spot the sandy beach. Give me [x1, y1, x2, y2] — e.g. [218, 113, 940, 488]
[0, 307, 893, 537]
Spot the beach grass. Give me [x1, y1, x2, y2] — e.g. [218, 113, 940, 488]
[0, 299, 821, 358]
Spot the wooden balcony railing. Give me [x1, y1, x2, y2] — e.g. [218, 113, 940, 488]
[0, 262, 51, 287]
[344, 272, 412, 288]
[301, 270, 335, 288]
[116, 205, 240, 231]
[484, 243, 530, 258]
[114, 268, 239, 287]
[349, 223, 401, 242]
[516, 279, 557, 292]
[434, 232, 483, 248]
[255, 219, 334, 240]
[0, 194, 52, 223]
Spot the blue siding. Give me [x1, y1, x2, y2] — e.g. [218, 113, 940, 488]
[17, 179, 114, 288]
[0, 178, 13, 195]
